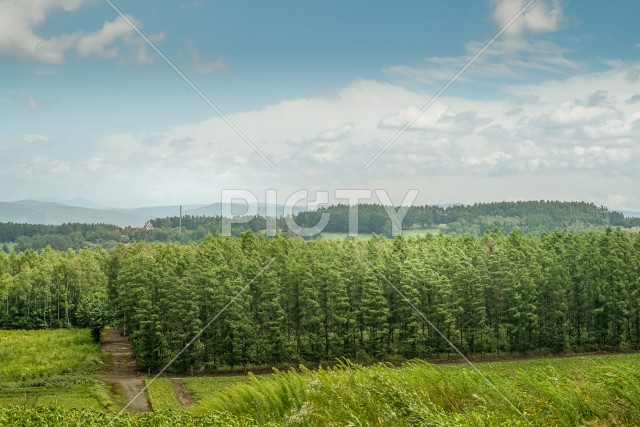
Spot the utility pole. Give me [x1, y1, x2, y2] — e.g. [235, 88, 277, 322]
[179, 205, 183, 234]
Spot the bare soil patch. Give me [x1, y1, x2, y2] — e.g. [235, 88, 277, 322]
[100, 327, 151, 413]
[169, 378, 194, 409]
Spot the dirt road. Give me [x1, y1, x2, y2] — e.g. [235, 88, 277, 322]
[101, 327, 151, 413]
[170, 378, 194, 409]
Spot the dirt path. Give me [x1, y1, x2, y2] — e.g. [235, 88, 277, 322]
[101, 327, 151, 413]
[170, 378, 194, 409]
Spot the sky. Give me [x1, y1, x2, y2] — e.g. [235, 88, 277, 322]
[1, 0, 639, 210]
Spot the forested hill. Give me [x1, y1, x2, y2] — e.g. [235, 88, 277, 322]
[293, 200, 640, 235]
[154, 200, 640, 237]
[441, 201, 639, 235]
[1, 200, 639, 252]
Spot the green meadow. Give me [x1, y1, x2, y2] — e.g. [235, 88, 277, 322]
[0, 329, 115, 412]
[1, 323, 639, 426]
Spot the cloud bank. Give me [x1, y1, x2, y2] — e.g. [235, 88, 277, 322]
[0, 0, 163, 63]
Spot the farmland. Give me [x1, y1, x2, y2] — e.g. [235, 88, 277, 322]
[0, 329, 115, 411]
[1, 342, 640, 425]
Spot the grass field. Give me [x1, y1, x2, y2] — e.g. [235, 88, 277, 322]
[400, 227, 442, 237]
[320, 228, 441, 240]
[0, 329, 115, 411]
[1, 329, 639, 425]
[187, 354, 640, 426]
[0, 329, 100, 384]
[145, 379, 183, 412]
[182, 376, 251, 405]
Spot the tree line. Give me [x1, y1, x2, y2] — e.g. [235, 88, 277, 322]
[156, 201, 639, 238]
[0, 248, 109, 338]
[105, 229, 640, 372]
[3, 201, 640, 253]
[2, 228, 640, 371]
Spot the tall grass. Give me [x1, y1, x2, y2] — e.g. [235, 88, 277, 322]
[0, 407, 261, 426]
[192, 354, 640, 426]
[0, 329, 100, 386]
[1, 333, 639, 426]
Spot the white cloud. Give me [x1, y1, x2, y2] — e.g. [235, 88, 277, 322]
[386, 38, 579, 85]
[0, 0, 162, 63]
[75, 14, 164, 63]
[461, 151, 512, 168]
[491, 0, 564, 36]
[2, 79, 635, 208]
[72, 58, 640, 206]
[22, 134, 49, 144]
[549, 101, 613, 126]
[122, 31, 165, 64]
[379, 103, 490, 134]
[379, 103, 452, 132]
[0, 0, 82, 63]
[388, 1, 571, 87]
[0, 134, 49, 158]
[191, 51, 227, 74]
[315, 123, 354, 142]
[4, 54, 637, 208]
[33, 157, 72, 176]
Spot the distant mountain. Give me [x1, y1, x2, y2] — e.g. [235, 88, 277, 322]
[0, 201, 213, 227]
[15, 199, 67, 207]
[36, 197, 107, 210]
[3, 198, 638, 229]
[119, 204, 208, 220]
[0, 200, 309, 227]
[0, 201, 144, 227]
[185, 202, 308, 217]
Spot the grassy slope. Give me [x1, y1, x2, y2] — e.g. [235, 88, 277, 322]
[189, 354, 640, 426]
[1, 331, 639, 425]
[0, 329, 115, 411]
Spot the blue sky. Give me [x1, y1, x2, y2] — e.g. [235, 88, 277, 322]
[1, 0, 639, 209]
